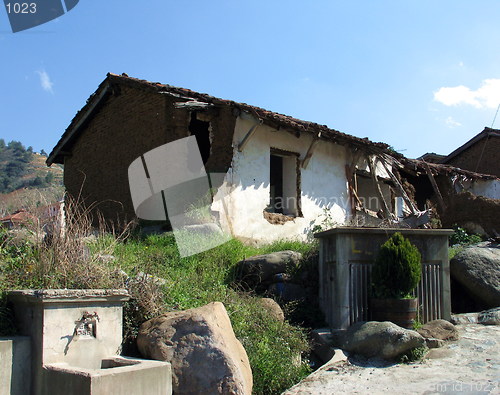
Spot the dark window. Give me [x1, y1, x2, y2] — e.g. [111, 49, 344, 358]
[189, 112, 211, 164]
[268, 149, 300, 216]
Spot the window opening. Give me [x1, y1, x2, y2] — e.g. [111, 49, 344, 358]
[189, 112, 211, 165]
[268, 149, 300, 216]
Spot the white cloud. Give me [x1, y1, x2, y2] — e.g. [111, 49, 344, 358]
[36, 70, 54, 94]
[433, 79, 500, 109]
[445, 116, 461, 128]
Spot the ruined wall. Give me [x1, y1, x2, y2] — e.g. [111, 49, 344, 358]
[446, 136, 500, 177]
[63, 84, 236, 226]
[214, 117, 349, 243]
[436, 177, 500, 237]
[458, 178, 500, 200]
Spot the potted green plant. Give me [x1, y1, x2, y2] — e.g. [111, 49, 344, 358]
[370, 232, 422, 328]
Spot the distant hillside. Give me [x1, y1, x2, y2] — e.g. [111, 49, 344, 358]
[0, 139, 63, 193]
[0, 139, 64, 216]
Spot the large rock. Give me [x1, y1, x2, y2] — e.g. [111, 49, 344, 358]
[137, 302, 252, 395]
[417, 319, 459, 341]
[478, 307, 500, 325]
[338, 321, 426, 360]
[236, 251, 302, 288]
[450, 242, 500, 308]
[258, 298, 285, 322]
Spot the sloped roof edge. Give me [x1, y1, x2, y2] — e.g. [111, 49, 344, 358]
[47, 73, 395, 165]
[441, 127, 500, 164]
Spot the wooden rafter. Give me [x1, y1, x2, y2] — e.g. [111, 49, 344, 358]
[378, 156, 418, 215]
[237, 120, 262, 152]
[301, 132, 321, 169]
[422, 161, 447, 211]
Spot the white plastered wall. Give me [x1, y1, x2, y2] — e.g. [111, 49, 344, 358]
[464, 179, 500, 200]
[212, 116, 350, 243]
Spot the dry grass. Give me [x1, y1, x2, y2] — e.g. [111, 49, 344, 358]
[1, 196, 166, 337]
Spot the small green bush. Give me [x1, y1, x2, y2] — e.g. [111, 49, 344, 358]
[449, 226, 482, 246]
[371, 232, 422, 299]
[398, 345, 428, 363]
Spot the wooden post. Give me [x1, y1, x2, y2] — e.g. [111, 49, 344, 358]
[367, 155, 392, 220]
[423, 161, 447, 212]
[378, 156, 418, 215]
[301, 132, 321, 169]
[237, 121, 262, 152]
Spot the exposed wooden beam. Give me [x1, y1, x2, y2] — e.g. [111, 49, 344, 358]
[378, 156, 418, 215]
[174, 101, 214, 110]
[367, 156, 393, 220]
[301, 132, 321, 169]
[422, 161, 447, 212]
[237, 120, 262, 152]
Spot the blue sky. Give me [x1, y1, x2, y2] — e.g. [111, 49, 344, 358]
[1, 1, 500, 159]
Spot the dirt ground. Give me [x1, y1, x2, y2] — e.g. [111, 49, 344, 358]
[283, 324, 500, 395]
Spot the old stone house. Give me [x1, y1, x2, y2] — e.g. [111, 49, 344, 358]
[48, 73, 413, 242]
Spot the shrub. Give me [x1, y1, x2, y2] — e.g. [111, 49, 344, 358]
[398, 346, 428, 363]
[449, 226, 482, 246]
[371, 232, 422, 299]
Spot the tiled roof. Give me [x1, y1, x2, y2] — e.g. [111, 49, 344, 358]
[47, 73, 394, 165]
[0, 209, 38, 224]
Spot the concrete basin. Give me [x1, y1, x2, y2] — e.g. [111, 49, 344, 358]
[43, 356, 171, 395]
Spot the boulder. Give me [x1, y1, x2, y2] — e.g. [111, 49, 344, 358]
[338, 321, 425, 360]
[310, 328, 348, 364]
[450, 242, 500, 308]
[450, 312, 479, 325]
[417, 319, 459, 341]
[478, 307, 500, 325]
[258, 298, 285, 322]
[236, 251, 302, 288]
[137, 302, 252, 395]
[424, 338, 445, 349]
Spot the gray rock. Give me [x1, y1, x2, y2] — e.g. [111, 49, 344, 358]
[417, 319, 459, 341]
[478, 307, 500, 325]
[237, 250, 302, 287]
[450, 242, 500, 308]
[450, 312, 479, 325]
[137, 302, 252, 395]
[135, 272, 167, 286]
[425, 338, 445, 348]
[339, 321, 426, 360]
[311, 328, 343, 364]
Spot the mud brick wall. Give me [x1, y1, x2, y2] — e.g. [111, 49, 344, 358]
[446, 136, 500, 177]
[63, 83, 236, 226]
